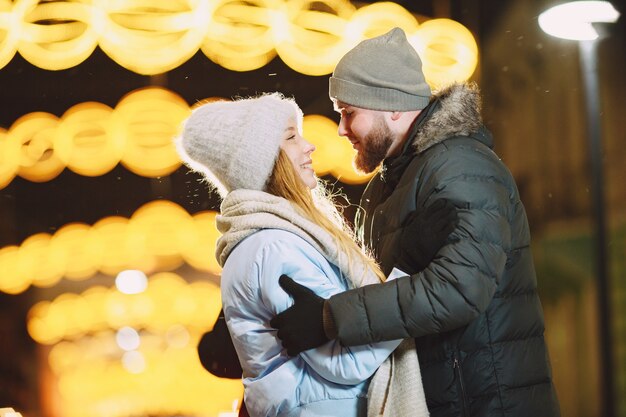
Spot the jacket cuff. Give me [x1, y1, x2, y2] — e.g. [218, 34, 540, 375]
[322, 300, 338, 339]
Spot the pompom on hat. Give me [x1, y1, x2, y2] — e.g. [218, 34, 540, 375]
[329, 27, 431, 111]
[175, 93, 303, 197]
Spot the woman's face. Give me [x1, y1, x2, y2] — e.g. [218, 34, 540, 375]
[280, 119, 317, 189]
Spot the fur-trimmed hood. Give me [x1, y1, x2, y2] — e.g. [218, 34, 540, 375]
[412, 82, 485, 154]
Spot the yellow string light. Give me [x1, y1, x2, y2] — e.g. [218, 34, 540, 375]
[11, 112, 65, 182]
[179, 210, 222, 273]
[113, 87, 190, 177]
[0, 0, 478, 77]
[18, 232, 65, 288]
[27, 274, 243, 417]
[91, 216, 147, 276]
[0, 86, 375, 188]
[27, 272, 221, 344]
[0, 245, 30, 294]
[50, 341, 243, 417]
[50, 223, 99, 280]
[54, 102, 122, 177]
[0, 200, 223, 294]
[411, 18, 479, 87]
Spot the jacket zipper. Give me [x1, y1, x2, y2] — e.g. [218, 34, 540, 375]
[453, 353, 470, 417]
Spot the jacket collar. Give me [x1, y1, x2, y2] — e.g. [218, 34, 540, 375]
[380, 82, 489, 185]
[412, 82, 489, 154]
[380, 83, 493, 183]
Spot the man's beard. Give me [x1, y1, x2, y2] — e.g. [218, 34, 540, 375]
[353, 117, 394, 174]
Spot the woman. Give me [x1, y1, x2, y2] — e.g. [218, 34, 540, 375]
[176, 93, 428, 417]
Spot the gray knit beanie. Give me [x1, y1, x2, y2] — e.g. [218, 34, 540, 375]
[175, 93, 302, 197]
[329, 27, 431, 111]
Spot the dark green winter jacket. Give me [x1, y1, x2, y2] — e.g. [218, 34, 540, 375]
[327, 83, 560, 417]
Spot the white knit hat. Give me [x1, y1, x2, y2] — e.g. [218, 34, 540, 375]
[175, 93, 303, 197]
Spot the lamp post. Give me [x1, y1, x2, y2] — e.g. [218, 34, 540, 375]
[539, 2, 620, 417]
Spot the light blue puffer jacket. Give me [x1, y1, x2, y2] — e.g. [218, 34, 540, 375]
[220, 229, 401, 417]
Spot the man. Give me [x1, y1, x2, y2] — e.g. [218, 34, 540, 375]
[270, 27, 560, 417]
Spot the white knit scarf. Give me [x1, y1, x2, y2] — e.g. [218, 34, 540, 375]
[216, 189, 429, 417]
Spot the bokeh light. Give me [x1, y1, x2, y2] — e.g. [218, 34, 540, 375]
[0, 0, 478, 77]
[0, 201, 222, 294]
[115, 270, 148, 295]
[116, 326, 141, 351]
[0, 87, 386, 188]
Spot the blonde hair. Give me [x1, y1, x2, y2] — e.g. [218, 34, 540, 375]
[266, 150, 386, 286]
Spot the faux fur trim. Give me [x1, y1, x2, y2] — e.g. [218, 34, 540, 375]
[413, 82, 483, 154]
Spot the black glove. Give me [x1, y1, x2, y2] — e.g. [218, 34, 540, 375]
[270, 275, 328, 356]
[197, 309, 243, 379]
[395, 199, 459, 275]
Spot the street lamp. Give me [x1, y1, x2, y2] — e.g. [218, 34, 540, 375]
[539, 1, 620, 40]
[539, 2, 620, 417]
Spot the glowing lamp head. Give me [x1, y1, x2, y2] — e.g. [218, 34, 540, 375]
[538, 1, 620, 41]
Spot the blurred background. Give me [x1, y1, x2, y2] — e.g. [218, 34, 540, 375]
[0, 0, 624, 416]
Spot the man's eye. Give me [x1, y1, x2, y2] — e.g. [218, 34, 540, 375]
[287, 135, 296, 140]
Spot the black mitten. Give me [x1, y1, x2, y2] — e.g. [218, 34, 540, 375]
[197, 309, 243, 379]
[270, 275, 328, 356]
[395, 199, 459, 275]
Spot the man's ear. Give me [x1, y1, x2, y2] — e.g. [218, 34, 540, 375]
[390, 111, 403, 121]
[391, 109, 422, 124]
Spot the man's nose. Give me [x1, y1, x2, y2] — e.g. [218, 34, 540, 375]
[337, 118, 348, 137]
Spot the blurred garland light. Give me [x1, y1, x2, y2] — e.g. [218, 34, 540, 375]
[27, 272, 221, 344]
[0, 86, 373, 188]
[27, 273, 244, 417]
[47, 337, 243, 417]
[0, 87, 189, 187]
[0, 200, 222, 294]
[0, 0, 478, 78]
